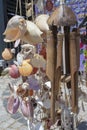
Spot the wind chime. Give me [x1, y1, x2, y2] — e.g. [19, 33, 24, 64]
[46, 0, 80, 129]
[2, 0, 80, 129]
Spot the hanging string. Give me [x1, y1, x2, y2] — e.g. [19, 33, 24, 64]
[31, 0, 34, 21]
[15, 0, 18, 14]
[15, 0, 22, 55]
[25, 0, 29, 20]
[19, 0, 22, 16]
[15, 0, 22, 16]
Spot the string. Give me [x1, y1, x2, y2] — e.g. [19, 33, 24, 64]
[31, 0, 34, 21]
[25, 0, 29, 20]
[19, 0, 22, 16]
[15, 0, 22, 15]
[15, 0, 18, 14]
[15, 0, 22, 56]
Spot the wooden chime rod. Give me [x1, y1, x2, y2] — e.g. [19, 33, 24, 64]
[70, 31, 79, 113]
[46, 26, 57, 123]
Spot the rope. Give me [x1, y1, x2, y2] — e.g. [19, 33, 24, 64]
[15, 0, 22, 15]
[31, 0, 34, 21]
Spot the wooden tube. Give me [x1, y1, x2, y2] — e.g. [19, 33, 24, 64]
[76, 29, 80, 69]
[55, 33, 63, 95]
[69, 32, 79, 113]
[46, 30, 56, 82]
[46, 29, 57, 123]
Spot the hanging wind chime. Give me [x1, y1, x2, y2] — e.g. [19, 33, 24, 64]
[47, 0, 80, 129]
[2, 0, 80, 129]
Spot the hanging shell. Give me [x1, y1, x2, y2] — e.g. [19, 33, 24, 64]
[16, 52, 24, 65]
[2, 48, 13, 60]
[30, 54, 46, 69]
[35, 14, 49, 33]
[7, 95, 20, 114]
[3, 15, 43, 44]
[27, 75, 40, 91]
[3, 15, 27, 42]
[21, 20, 43, 44]
[21, 99, 33, 119]
[18, 60, 33, 76]
[9, 64, 20, 78]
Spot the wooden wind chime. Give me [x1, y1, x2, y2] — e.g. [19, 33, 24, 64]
[46, 0, 80, 127]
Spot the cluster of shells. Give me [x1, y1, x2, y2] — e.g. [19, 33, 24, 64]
[1, 3, 78, 129]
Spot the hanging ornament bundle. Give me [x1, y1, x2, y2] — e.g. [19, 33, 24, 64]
[1, 0, 81, 130]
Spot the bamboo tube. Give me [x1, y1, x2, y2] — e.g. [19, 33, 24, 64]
[69, 32, 79, 113]
[76, 29, 80, 70]
[46, 27, 57, 123]
[55, 33, 63, 95]
[46, 31, 56, 82]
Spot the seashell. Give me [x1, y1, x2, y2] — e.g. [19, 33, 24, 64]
[11, 48, 15, 54]
[16, 52, 24, 65]
[16, 84, 27, 97]
[7, 95, 20, 114]
[21, 99, 33, 119]
[2, 48, 13, 60]
[9, 64, 20, 78]
[3, 15, 43, 45]
[30, 54, 46, 69]
[3, 15, 27, 42]
[35, 14, 49, 33]
[1, 67, 10, 76]
[14, 39, 20, 48]
[27, 75, 40, 91]
[18, 60, 33, 76]
[45, 81, 51, 89]
[21, 20, 43, 44]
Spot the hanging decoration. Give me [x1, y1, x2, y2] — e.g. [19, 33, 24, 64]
[34, 14, 49, 33]
[18, 60, 33, 76]
[9, 64, 20, 79]
[3, 15, 43, 45]
[2, 48, 13, 60]
[1, 0, 84, 130]
[26, 2, 32, 18]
